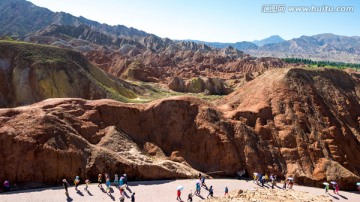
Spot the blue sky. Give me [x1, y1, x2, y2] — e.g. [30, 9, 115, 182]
[27, 0, 359, 42]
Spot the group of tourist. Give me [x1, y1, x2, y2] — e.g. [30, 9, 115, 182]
[283, 178, 294, 190]
[253, 172, 296, 190]
[177, 174, 226, 202]
[2, 176, 360, 201]
[62, 173, 135, 202]
[253, 173, 279, 189]
[324, 181, 340, 195]
[251, 172, 349, 196]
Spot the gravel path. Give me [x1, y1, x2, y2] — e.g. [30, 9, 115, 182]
[0, 179, 359, 202]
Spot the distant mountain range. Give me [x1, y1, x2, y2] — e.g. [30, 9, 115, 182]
[249, 34, 360, 63]
[0, 0, 148, 37]
[182, 34, 360, 63]
[252, 35, 285, 46]
[1, 0, 359, 64]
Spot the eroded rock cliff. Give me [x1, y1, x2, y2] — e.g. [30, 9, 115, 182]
[0, 68, 359, 190]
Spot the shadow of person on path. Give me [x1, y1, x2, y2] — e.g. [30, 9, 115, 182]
[87, 190, 93, 196]
[107, 192, 115, 201]
[66, 194, 73, 202]
[110, 187, 114, 193]
[196, 194, 205, 200]
[329, 194, 340, 200]
[339, 194, 348, 199]
[256, 184, 269, 189]
[126, 186, 132, 193]
[76, 190, 84, 196]
[124, 190, 130, 198]
[100, 187, 106, 193]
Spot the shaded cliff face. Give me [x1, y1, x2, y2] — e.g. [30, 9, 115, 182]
[0, 97, 240, 187]
[0, 68, 359, 190]
[0, 40, 140, 107]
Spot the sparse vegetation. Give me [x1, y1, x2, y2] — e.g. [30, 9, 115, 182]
[0, 39, 69, 63]
[282, 58, 360, 69]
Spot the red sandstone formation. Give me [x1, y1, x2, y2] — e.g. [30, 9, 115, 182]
[0, 68, 359, 190]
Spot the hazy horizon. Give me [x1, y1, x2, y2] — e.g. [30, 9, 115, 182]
[27, 0, 360, 43]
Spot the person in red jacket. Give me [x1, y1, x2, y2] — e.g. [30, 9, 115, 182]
[177, 189, 182, 201]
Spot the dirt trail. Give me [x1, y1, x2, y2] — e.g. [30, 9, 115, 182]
[1, 179, 359, 202]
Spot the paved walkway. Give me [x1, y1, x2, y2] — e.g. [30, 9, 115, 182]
[0, 179, 359, 202]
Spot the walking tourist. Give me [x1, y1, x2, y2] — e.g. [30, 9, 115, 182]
[335, 184, 340, 194]
[195, 181, 201, 195]
[123, 174, 128, 187]
[187, 190, 193, 202]
[224, 186, 229, 196]
[114, 174, 119, 187]
[98, 173, 103, 188]
[177, 188, 182, 201]
[207, 185, 214, 198]
[84, 179, 90, 191]
[62, 179, 68, 195]
[74, 176, 80, 190]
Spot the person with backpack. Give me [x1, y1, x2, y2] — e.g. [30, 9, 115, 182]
[187, 190, 193, 202]
[74, 176, 80, 190]
[98, 173, 103, 188]
[207, 185, 214, 198]
[62, 179, 68, 195]
[3, 180, 10, 192]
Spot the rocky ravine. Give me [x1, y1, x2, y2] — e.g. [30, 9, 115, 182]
[0, 67, 360, 190]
